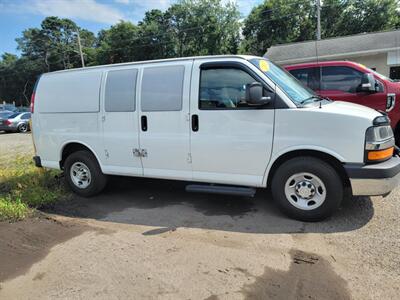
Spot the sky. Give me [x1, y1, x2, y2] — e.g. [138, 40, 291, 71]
[0, 0, 262, 56]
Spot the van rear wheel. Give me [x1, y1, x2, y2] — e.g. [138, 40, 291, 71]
[64, 150, 107, 197]
[271, 156, 343, 221]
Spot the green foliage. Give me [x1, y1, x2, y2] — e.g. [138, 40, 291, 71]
[241, 0, 400, 55]
[241, 0, 316, 55]
[0, 156, 65, 221]
[0, 197, 28, 221]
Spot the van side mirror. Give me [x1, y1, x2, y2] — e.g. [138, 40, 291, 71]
[246, 82, 272, 106]
[360, 73, 377, 93]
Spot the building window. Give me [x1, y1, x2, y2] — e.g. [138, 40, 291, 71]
[390, 66, 400, 80]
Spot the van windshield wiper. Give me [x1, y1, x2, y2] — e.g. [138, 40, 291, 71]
[299, 95, 328, 106]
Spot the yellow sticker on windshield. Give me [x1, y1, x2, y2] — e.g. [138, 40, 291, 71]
[259, 60, 269, 72]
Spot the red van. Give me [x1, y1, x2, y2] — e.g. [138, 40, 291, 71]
[285, 61, 400, 142]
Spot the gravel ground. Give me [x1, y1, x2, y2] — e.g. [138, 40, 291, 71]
[0, 133, 399, 299]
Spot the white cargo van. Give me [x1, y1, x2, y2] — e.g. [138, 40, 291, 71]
[31, 55, 400, 221]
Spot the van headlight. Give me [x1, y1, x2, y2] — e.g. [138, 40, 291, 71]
[365, 122, 394, 163]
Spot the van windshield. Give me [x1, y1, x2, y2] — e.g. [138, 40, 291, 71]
[250, 58, 316, 105]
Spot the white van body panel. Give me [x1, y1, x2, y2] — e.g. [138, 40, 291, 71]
[138, 61, 193, 181]
[36, 70, 101, 113]
[189, 57, 275, 187]
[32, 55, 382, 190]
[100, 66, 142, 177]
[261, 101, 380, 186]
[33, 68, 104, 170]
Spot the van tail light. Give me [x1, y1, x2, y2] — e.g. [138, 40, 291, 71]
[30, 91, 35, 113]
[30, 75, 41, 113]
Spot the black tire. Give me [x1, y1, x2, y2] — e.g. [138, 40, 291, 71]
[64, 150, 108, 197]
[18, 123, 28, 133]
[271, 156, 343, 222]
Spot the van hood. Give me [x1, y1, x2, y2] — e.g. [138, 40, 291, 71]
[317, 100, 381, 122]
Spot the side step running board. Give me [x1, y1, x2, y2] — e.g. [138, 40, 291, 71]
[186, 184, 256, 197]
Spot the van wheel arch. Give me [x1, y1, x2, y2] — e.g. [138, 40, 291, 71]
[60, 143, 99, 170]
[267, 150, 350, 189]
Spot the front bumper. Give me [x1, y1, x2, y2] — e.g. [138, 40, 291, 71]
[344, 156, 400, 196]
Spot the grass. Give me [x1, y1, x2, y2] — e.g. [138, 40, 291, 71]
[0, 155, 66, 221]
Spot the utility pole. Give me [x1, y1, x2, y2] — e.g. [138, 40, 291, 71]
[316, 0, 321, 40]
[76, 29, 85, 68]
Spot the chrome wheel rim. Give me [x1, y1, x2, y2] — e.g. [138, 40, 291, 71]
[19, 124, 27, 132]
[284, 172, 326, 210]
[70, 162, 91, 189]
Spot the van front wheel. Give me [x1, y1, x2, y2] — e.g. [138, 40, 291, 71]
[271, 157, 343, 221]
[64, 150, 107, 197]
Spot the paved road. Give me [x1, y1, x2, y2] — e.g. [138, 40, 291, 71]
[0, 133, 399, 299]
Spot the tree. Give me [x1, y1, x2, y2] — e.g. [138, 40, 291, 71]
[334, 0, 400, 36]
[241, 0, 400, 56]
[241, 0, 316, 56]
[17, 16, 93, 71]
[96, 21, 140, 64]
[167, 0, 241, 57]
[1, 17, 96, 105]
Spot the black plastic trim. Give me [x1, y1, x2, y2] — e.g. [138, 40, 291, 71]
[344, 156, 400, 179]
[372, 115, 390, 126]
[33, 156, 42, 168]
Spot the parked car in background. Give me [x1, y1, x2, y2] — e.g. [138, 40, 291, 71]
[285, 61, 400, 142]
[0, 103, 18, 112]
[0, 110, 14, 120]
[0, 112, 31, 133]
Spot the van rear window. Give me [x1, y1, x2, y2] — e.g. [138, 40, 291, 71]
[105, 69, 138, 112]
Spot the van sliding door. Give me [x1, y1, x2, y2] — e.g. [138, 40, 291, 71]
[101, 68, 143, 176]
[138, 61, 192, 179]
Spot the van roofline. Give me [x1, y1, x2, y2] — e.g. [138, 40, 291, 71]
[42, 55, 260, 76]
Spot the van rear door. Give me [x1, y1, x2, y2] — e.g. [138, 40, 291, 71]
[138, 61, 193, 180]
[101, 68, 143, 176]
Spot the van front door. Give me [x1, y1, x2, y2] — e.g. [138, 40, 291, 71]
[138, 62, 192, 179]
[101, 68, 142, 176]
[189, 60, 275, 187]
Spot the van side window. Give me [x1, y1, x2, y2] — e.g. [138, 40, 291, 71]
[141, 65, 184, 111]
[199, 68, 258, 109]
[105, 69, 137, 112]
[321, 66, 363, 93]
[289, 67, 320, 91]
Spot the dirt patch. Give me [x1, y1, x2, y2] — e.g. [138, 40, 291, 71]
[0, 214, 91, 282]
[240, 249, 351, 300]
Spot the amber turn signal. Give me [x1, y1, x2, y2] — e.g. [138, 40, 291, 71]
[367, 147, 394, 161]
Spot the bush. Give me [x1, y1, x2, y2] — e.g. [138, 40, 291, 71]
[0, 155, 65, 221]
